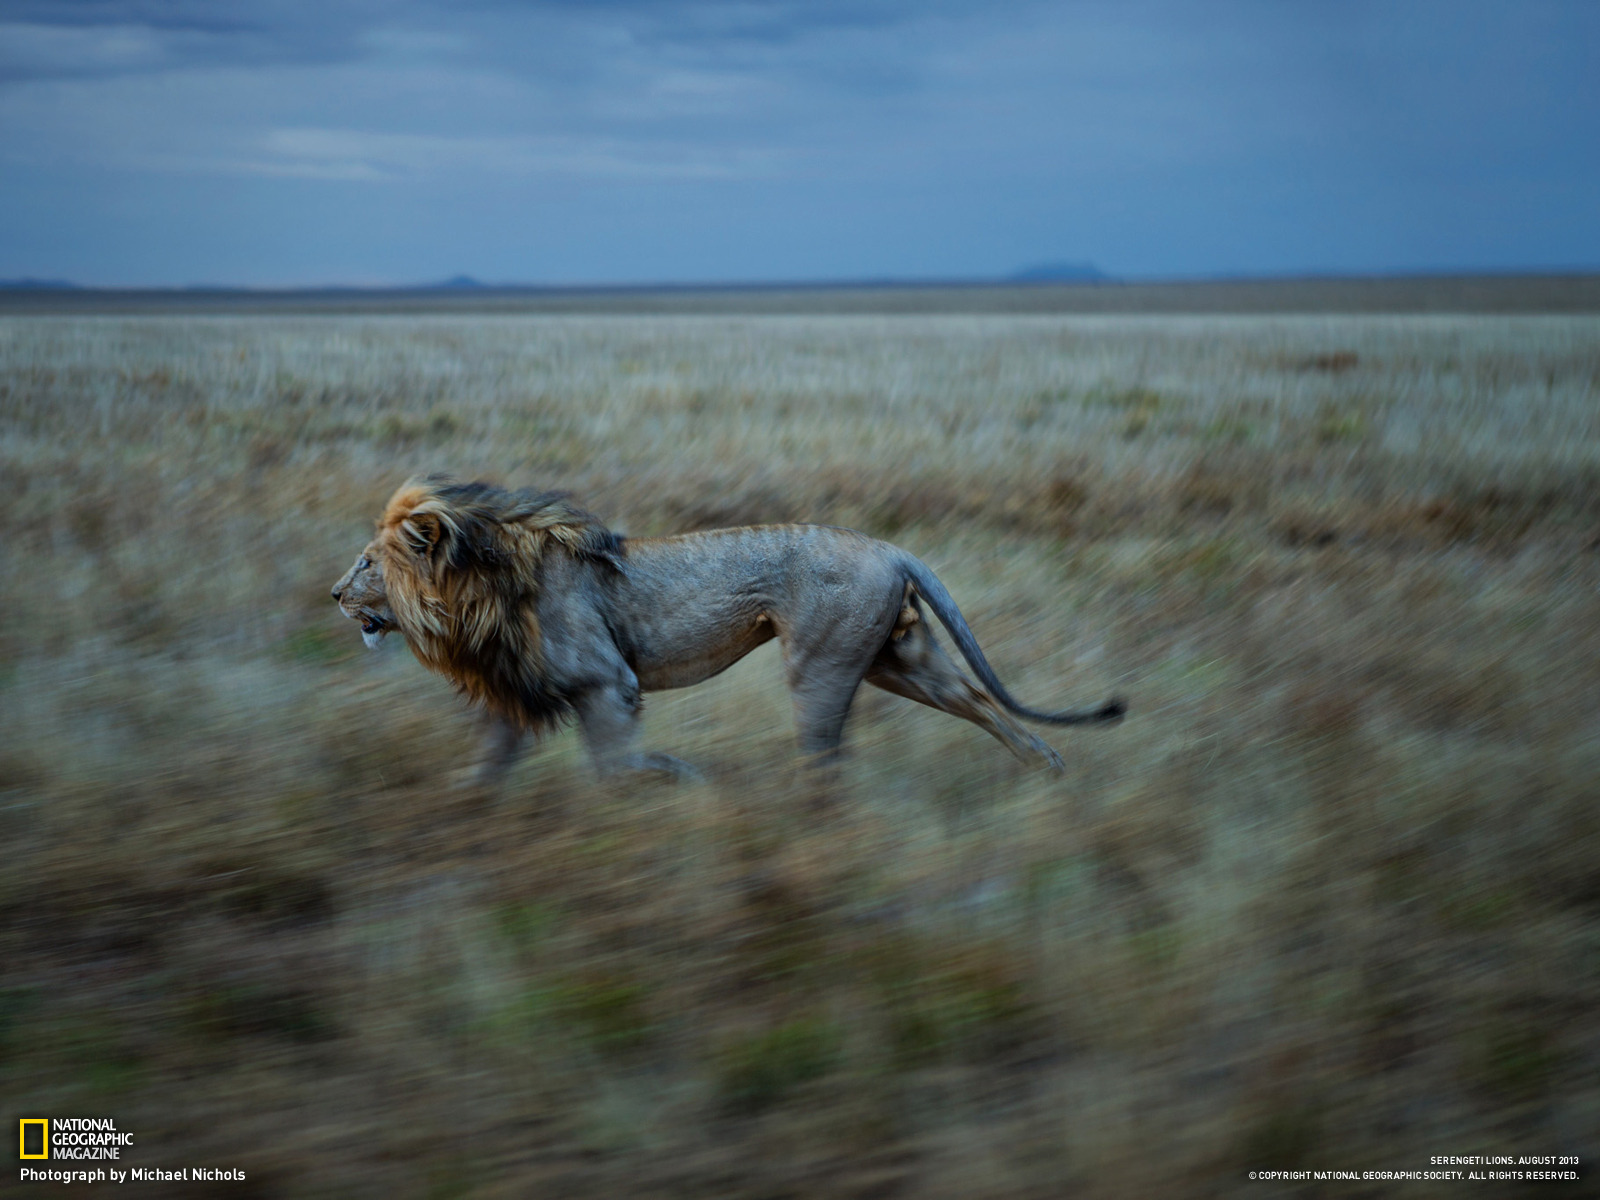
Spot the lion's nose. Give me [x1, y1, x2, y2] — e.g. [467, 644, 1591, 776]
[331, 584, 343, 600]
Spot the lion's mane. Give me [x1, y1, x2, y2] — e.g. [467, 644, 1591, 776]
[376, 476, 623, 731]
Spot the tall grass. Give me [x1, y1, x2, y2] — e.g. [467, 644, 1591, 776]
[3, 312, 1598, 1196]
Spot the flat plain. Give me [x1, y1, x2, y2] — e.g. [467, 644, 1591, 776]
[3, 300, 1598, 1196]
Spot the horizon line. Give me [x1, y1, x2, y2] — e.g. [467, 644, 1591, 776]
[4, 266, 1600, 295]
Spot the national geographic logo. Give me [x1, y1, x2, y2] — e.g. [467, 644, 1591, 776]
[18, 1117, 132, 1160]
[17, 1118, 248, 1185]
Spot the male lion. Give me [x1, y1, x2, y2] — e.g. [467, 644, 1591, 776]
[332, 476, 1124, 782]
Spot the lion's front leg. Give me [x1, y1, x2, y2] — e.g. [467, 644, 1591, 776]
[474, 715, 525, 785]
[449, 714, 525, 797]
[574, 681, 701, 782]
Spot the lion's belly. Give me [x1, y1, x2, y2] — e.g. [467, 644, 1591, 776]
[632, 613, 776, 691]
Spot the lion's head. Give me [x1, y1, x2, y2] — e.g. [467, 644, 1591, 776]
[332, 475, 623, 727]
[331, 543, 394, 649]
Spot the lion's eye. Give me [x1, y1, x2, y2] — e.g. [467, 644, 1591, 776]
[358, 556, 371, 570]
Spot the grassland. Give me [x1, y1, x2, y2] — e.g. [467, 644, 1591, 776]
[2, 310, 1598, 1197]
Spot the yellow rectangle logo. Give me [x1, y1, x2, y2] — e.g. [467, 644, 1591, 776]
[20, 1118, 49, 1159]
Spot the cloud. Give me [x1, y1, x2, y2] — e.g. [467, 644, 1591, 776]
[244, 126, 787, 180]
[0, 0, 379, 79]
[0, 21, 174, 79]
[0, 0, 974, 82]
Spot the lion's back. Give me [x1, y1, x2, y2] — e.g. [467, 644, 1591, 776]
[622, 523, 899, 596]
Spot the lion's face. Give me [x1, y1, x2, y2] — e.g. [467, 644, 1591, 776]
[331, 541, 395, 649]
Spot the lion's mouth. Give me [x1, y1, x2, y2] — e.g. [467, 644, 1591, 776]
[349, 609, 391, 649]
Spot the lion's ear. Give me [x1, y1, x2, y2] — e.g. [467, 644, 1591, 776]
[401, 513, 443, 556]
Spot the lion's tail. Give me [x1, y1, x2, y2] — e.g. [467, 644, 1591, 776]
[900, 557, 1126, 727]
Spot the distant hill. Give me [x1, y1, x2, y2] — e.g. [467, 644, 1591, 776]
[1010, 262, 1111, 283]
[6, 273, 1599, 315]
[423, 275, 489, 290]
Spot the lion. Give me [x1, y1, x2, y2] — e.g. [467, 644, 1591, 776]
[332, 476, 1124, 783]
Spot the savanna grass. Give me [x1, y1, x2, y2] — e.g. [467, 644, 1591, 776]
[2, 310, 1598, 1196]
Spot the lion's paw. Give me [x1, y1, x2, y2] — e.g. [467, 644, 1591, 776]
[621, 752, 705, 783]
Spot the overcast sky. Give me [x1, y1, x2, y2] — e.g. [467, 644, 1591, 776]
[1, 0, 1596, 287]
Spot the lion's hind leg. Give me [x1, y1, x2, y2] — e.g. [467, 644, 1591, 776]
[865, 608, 1065, 772]
[788, 673, 866, 764]
[778, 583, 901, 765]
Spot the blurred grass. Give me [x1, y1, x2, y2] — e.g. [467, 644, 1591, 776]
[2, 312, 1598, 1196]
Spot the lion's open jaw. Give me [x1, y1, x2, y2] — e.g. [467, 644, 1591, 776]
[350, 609, 389, 648]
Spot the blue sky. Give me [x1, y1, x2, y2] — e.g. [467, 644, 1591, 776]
[1, 0, 1596, 287]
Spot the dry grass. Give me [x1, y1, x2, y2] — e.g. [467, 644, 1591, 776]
[2, 312, 1598, 1197]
